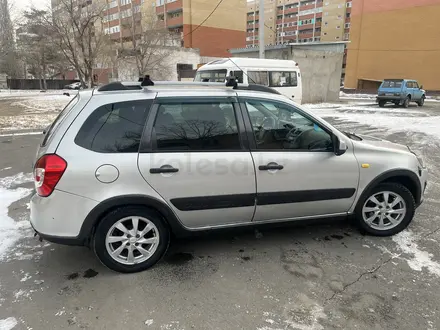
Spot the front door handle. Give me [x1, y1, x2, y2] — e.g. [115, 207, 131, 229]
[259, 163, 284, 171]
[150, 166, 179, 174]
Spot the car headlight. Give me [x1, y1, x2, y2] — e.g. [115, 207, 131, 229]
[408, 146, 425, 168]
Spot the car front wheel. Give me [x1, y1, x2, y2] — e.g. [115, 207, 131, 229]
[355, 183, 415, 236]
[378, 100, 386, 108]
[93, 206, 170, 273]
[417, 96, 425, 106]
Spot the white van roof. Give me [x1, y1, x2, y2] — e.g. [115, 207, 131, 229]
[199, 57, 298, 70]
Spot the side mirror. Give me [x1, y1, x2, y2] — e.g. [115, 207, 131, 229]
[420, 85, 423, 90]
[333, 135, 348, 156]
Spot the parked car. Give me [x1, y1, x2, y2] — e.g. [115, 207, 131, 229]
[64, 82, 82, 90]
[377, 79, 425, 108]
[30, 80, 427, 273]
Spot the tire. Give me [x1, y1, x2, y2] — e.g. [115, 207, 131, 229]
[378, 100, 386, 108]
[93, 206, 170, 273]
[402, 96, 410, 108]
[393, 101, 400, 107]
[354, 182, 415, 236]
[417, 96, 425, 107]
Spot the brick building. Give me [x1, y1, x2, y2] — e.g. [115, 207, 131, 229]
[344, 0, 440, 91]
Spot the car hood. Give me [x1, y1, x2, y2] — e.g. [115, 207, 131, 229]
[353, 134, 410, 153]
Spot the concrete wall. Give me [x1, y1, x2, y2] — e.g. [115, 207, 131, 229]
[231, 43, 345, 103]
[118, 47, 202, 81]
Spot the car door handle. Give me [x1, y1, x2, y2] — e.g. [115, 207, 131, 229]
[150, 167, 179, 174]
[259, 164, 284, 171]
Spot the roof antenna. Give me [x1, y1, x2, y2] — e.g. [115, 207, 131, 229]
[225, 74, 238, 89]
[141, 75, 154, 86]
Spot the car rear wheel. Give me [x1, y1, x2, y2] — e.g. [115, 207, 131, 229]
[417, 96, 425, 106]
[402, 96, 410, 108]
[93, 206, 170, 273]
[354, 183, 415, 236]
[378, 100, 386, 108]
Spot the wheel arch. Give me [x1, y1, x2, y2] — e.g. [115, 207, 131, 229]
[357, 169, 421, 208]
[78, 195, 189, 245]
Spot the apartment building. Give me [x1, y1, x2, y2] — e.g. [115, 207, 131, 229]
[345, 0, 440, 91]
[246, 0, 352, 46]
[102, 0, 246, 57]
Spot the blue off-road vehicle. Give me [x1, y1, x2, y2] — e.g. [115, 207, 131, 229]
[377, 79, 425, 108]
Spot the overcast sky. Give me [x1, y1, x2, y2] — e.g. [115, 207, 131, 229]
[12, 0, 50, 17]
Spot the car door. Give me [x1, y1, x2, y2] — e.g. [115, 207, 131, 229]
[412, 81, 422, 100]
[137, 93, 256, 229]
[240, 96, 359, 222]
[405, 81, 414, 99]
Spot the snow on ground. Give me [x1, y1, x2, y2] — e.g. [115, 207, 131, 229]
[0, 317, 18, 330]
[0, 89, 76, 99]
[0, 173, 33, 261]
[340, 91, 440, 102]
[306, 103, 440, 141]
[11, 95, 74, 114]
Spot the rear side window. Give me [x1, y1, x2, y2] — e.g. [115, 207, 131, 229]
[248, 71, 269, 85]
[153, 101, 241, 151]
[75, 100, 152, 153]
[41, 96, 79, 146]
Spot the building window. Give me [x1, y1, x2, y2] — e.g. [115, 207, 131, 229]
[323, 32, 327, 35]
[344, 33, 350, 40]
[345, 22, 351, 28]
[336, 25, 341, 29]
[335, 36, 340, 40]
[346, 1, 352, 7]
[346, 12, 351, 18]
[120, 0, 132, 5]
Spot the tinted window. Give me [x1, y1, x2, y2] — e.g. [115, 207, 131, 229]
[231, 70, 244, 83]
[153, 102, 241, 151]
[406, 81, 413, 88]
[413, 82, 419, 88]
[245, 100, 333, 151]
[75, 100, 151, 153]
[248, 71, 269, 85]
[269, 71, 298, 87]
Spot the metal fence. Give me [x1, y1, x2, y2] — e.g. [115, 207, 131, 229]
[6, 79, 80, 90]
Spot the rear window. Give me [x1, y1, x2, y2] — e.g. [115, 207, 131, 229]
[382, 80, 403, 88]
[194, 70, 227, 82]
[269, 71, 298, 87]
[41, 96, 79, 147]
[75, 100, 152, 153]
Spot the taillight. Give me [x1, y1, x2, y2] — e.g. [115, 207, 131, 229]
[34, 154, 67, 197]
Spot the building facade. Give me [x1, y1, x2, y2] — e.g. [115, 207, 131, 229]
[246, 0, 352, 46]
[344, 0, 440, 91]
[102, 0, 246, 57]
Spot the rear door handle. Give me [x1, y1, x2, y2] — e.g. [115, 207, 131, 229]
[150, 166, 179, 174]
[259, 163, 284, 171]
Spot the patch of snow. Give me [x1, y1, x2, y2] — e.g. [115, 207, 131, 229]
[308, 105, 440, 141]
[0, 167, 12, 172]
[20, 273, 32, 282]
[392, 231, 440, 277]
[0, 132, 43, 138]
[0, 317, 18, 330]
[0, 173, 33, 260]
[340, 91, 376, 99]
[55, 308, 66, 316]
[144, 319, 154, 326]
[265, 319, 275, 324]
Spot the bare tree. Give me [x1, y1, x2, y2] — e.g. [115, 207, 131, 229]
[47, 0, 109, 87]
[0, 0, 20, 77]
[118, 4, 177, 79]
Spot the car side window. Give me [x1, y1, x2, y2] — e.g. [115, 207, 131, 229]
[269, 71, 298, 87]
[406, 82, 413, 88]
[247, 71, 269, 85]
[413, 82, 419, 89]
[75, 100, 152, 153]
[244, 99, 333, 151]
[152, 101, 241, 151]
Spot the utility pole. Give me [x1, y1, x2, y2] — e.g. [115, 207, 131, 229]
[259, 0, 265, 58]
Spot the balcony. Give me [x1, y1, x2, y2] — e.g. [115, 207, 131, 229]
[284, 7, 299, 15]
[166, 15, 183, 27]
[156, 0, 183, 14]
[315, 21, 321, 27]
[298, 23, 314, 30]
[299, 4, 316, 11]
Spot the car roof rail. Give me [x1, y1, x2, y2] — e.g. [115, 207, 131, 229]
[96, 80, 281, 95]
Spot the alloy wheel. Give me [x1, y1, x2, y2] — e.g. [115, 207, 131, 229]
[105, 216, 160, 265]
[362, 191, 407, 230]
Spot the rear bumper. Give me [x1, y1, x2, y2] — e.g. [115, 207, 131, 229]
[30, 189, 98, 246]
[376, 95, 402, 102]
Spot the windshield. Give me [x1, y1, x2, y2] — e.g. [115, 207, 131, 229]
[382, 80, 403, 88]
[194, 69, 227, 82]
